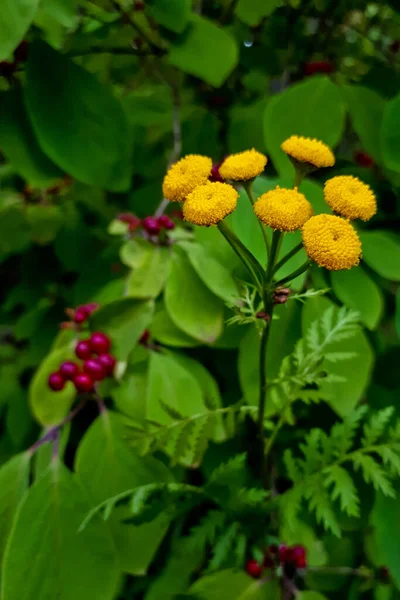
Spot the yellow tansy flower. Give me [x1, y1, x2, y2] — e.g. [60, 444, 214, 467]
[324, 175, 377, 221]
[183, 182, 238, 226]
[162, 154, 212, 202]
[253, 187, 313, 232]
[281, 136, 335, 169]
[219, 149, 267, 181]
[302, 214, 361, 270]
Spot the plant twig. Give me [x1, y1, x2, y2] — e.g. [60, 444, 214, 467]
[28, 400, 86, 455]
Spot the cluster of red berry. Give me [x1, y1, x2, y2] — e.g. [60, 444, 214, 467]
[48, 332, 115, 394]
[118, 213, 175, 237]
[0, 41, 29, 80]
[246, 544, 307, 579]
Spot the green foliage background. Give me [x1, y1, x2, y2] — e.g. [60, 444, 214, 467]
[1, 1, 400, 599]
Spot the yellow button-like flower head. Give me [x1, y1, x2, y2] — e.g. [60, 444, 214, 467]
[281, 135, 335, 169]
[302, 214, 361, 270]
[183, 182, 239, 226]
[324, 175, 377, 221]
[219, 149, 267, 181]
[162, 154, 212, 202]
[254, 186, 313, 232]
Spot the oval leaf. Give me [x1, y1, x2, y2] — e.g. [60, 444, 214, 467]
[126, 245, 171, 299]
[342, 85, 384, 163]
[381, 90, 400, 172]
[0, 0, 38, 60]
[360, 231, 400, 281]
[25, 41, 132, 191]
[146, 0, 191, 33]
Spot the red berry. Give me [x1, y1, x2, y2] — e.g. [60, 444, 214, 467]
[354, 150, 374, 168]
[84, 302, 99, 314]
[209, 162, 224, 182]
[245, 559, 263, 579]
[97, 353, 116, 376]
[74, 308, 88, 324]
[135, 0, 145, 10]
[157, 215, 175, 230]
[139, 329, 150, 345]
[48, 372, 66, 391]
[73, 373, 95, 393]
[83, 358, 106, 381]
[13, 40, 29, 63]
[291, 545, 307, 569]
[59, 361, 80, 380]
[118, 213, 141, 232]
[304, 60, 334, 76]
[278, 544, 288, 565]
[75, 340, 92, 360]
[143, 216, 161, 235]
[89, 332, 111, 354]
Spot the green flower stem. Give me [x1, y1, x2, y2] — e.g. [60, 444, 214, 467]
[274, 260, 311, 287]
[265, 230, 282, 282]
[293, 168, 304, 188]
[243, 182, 270, 257]
[217, 221, 265, 290]
[273, 242, 304, 274]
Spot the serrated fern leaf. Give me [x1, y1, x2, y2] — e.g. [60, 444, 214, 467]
[207, 522, 239, 572]
[362, 406, 395, 446]
[324, 465, 359, 517]
[351, 454, 395, 498]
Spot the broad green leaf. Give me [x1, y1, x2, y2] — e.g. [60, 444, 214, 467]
[239, 579, 281, 600]
[0, 200, 30, 257]
[34, 423, 71, 481]
[298, 593, 329, 600]
[29, 346, 76, 426]
[0, 91, 63, 186]
[264, 76, 346, 177]
[25, 204, 64, 245]
[165, 250, 224, 343]
[91, 298, 154, 361]
[169, 15, 238, 87]
[151, 308, 200, 348]
[194, 220, 242, 272]
[331, 267, 383, 330]
[371, 485, 400, 589]
[381, 90, 400, 173]
[179, 241, 239, 303]
[120, 238, 154, 269]
[75, 411, 172, 575]
[228, 98, 268, 153]
[0, 453, 30, 567]
[360, 231, 400, 281]
[36, 0, 79, 28]
[189, 569, 254, 600]
[0, 0, 38, 60]
[342, 85, 384, 163]
[25, 41, 132, 191]
[126, 245, 171, 299]
[235, 0, 279, 26]
[147, 351, 206, 425]
[146, 0, 191, 33]
[1, 461, 120, 600]
[302, 297, 374, 417]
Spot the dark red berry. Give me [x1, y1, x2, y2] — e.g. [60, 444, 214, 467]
[48, 372, 66, 391]
[83, 358, 106, 381]
[390, 40, 400, 54]
[139, 330, 150, 345]
[74, 308, 88, 324]
[135, 0, 145, 10]
[378, 566, 390, 583]
[73, 373, 95, 393]
[13, 40, 29, 63]
[209, 162, 224, 182]
[59, 361, 80, 380]
[84, 302, 99, 314]
[304, 60, 334, 76]
[354, 150, 374, 168]
[118, 213, 141, 232]
[75, 340, 92, 360]
[278, 544, 288, 565]
[143, 216, 161, 235]
[290, 545, 307, 569]
[157, 215, 175, 230]
[245, 559, 263, 579]
[97, 354, 116, 376]
[89, 332, 111, 354]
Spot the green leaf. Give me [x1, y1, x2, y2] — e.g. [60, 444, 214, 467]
[126, 245, 171, 299]
[1, 461, 120, 600]
[263, 76, 346, 177]
[341, 85, 384, 163]
[165, 250, 224, 343]
[360, 231, 400, 281]
[0, 453, 30, 567]
[298, 593, 329, 600]
[381, 90, 400, 173]
[302, 297, 374, 417]
[396, 288, 400, 338]
[235, 0, 279, 26]
[169, 15, 239, 87]
[25, 41, 132, 191]
[371, 483, 400, 589]
[151, 308, 201, 348]
[189, 569, 253, 600]
[29, 345, 76, 426]
[146, 0, 191, 33]
[331, 267, 384, 329]
[0, 201, 30, 257]
[75, 411, 172, 575]
[0, 90, 63, 186]
[179, 241, 239, 303]
[90, 298, 154, 361]
[0, 0, 38, 60]
[26, 204, 64, 245]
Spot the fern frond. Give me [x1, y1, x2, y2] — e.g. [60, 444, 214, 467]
[323, 465, 359, 517]
[207, 522, 239, 572]
[362, 406, 394, 446]
[350, 454, 395, 498]
[288, 288, 331, 303]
